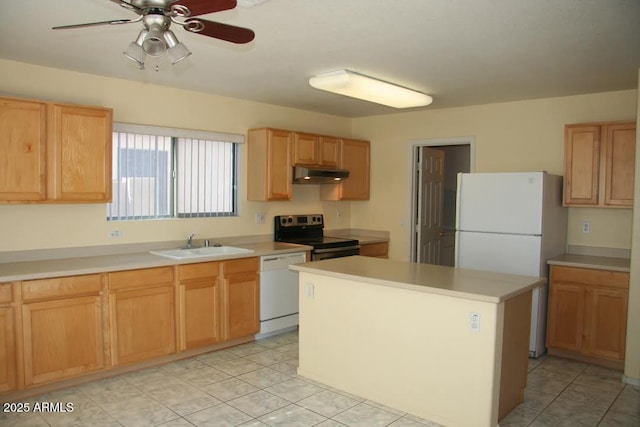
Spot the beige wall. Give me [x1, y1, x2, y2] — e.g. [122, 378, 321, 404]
[0, 59, 354, 252]
[351, 90, 637, 261]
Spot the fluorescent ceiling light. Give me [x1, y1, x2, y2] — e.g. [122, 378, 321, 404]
[309, 69, 433, 108]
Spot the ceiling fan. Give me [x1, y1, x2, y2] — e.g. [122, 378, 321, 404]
[53, 0, 255, 69]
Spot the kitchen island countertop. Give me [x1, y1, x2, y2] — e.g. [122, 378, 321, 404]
[290, 255, 544, 303]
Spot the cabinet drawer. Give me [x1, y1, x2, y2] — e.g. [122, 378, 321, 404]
[222, 257, 259, 275]
[23, 274, 102, 302]
[0, 283, 13, 304]
[551, 266, 629, 289]
[108, 267, 174, 291]
[178, 262, 220, 281]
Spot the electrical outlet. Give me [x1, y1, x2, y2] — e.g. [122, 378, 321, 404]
[255, 212, 265, 224]
[306, 283, 315, 298]
[582, 220, 591, 234]
[469, 312, 481, 332]
[108, 230, 122, 239]
[336, 210, 342, 220]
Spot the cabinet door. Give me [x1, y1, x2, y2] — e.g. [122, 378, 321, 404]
[178, 262, 222, 350]
[225, 272, 260, 340]
[48, 104, 112, 202]
[293, 132, 318, 166]
[546, 282, 584, 352]
[110, 285, 175, 366]
[321, 139, 370, 200]
[318, 136, 340, 168]
[0, 98, 47, 201]
[0, 306, 16, 393]
[584, 288, 628, 360]
[564, 125, 600, 206]
[22, 296, 104, 386]
[604, 123, 636, 207]
[266, 129, 293, 200]
[340, 139, 370, 200]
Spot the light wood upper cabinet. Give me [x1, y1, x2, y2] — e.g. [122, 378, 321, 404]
[0, 98, 47, 201]
[0, 96, 113, 204]
[293, 132, 319, 166]
[564, 122, 635, 208]
[221, 258, 260, 340]
[293, 133, 341, 168]
[321, 138, 371, 200]
[247, 128, 293, 201]
[0, 284, 16, 393]
[21, 275, 106, 387]
[108, 267, 175, 367]
[178, 262, 222, 351]
[547, 265, 629, 367]
[604, 123, 636, 206]
[48, 104, 113, 202]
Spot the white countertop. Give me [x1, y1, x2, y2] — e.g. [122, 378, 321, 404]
[547, 254, 631, 272]
[290, 256, 544, 303]
[0, 242, 311, 282]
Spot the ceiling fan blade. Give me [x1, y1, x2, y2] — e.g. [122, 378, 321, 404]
[52, 19, 136, 30]
[173, 0, 237, 17]
[109, 0, 144, 14]
[184, 18, 255, 43]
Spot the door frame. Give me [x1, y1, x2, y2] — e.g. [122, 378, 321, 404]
[408, 136, 476, 262]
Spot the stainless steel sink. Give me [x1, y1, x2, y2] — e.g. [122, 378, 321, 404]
[150, 246, 254, 259]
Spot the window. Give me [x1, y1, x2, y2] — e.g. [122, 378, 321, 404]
[107, 123, 242, 221]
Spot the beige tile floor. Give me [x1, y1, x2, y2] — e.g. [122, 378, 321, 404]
[1, 330, 638, 426]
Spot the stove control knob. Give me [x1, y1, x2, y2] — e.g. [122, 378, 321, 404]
[287, 217, 293, 223]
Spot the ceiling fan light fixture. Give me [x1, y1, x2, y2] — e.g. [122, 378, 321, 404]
[309, 69, 433, 108]
[123, 29, 147, 68]
[142, 24, 167, 56]
[164, 30, 191, 64]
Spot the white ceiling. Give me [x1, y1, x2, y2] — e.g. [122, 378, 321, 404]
[1, 0, 639, 118]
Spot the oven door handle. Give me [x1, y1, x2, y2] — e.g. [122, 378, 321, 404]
[313, 245, 360, 254]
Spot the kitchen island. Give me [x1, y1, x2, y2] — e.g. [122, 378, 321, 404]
[290, 256, 544, 427]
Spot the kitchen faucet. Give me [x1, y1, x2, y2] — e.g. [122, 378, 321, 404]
[182, 233, 196, 249]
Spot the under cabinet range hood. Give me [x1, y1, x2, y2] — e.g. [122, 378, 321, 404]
[293, 166, 349, 184]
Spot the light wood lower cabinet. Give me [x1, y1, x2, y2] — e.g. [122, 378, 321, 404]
[222, 258, 260, 340]
[178, 262, 223, 351]
[359, 242, 389, 258]
[108, 267, 176, 367]
[547, 265, 629, 367]
[21, 275, 105, 387]
[0, 284, 16, 393]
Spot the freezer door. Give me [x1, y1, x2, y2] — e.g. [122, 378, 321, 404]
[455, 231, 543, 276]
[456, 172, 544, 235]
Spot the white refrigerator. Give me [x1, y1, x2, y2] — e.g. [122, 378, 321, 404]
[454, 171, 567, 358]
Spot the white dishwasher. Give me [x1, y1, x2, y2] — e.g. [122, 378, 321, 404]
[258, 252, 307, 338]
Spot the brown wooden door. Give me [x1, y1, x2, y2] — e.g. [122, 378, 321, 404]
[22, 295, 105, 386]
[547, 282, 585, 352]
[604, 123, 636, 207]
[266, 129, 293, 200]
[225, 272, 259, 340]
[48, 104, 112, 202]
[0, 97, 47, 201]
[564, 125, 600, 206]
[584, 287, 628, 360]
